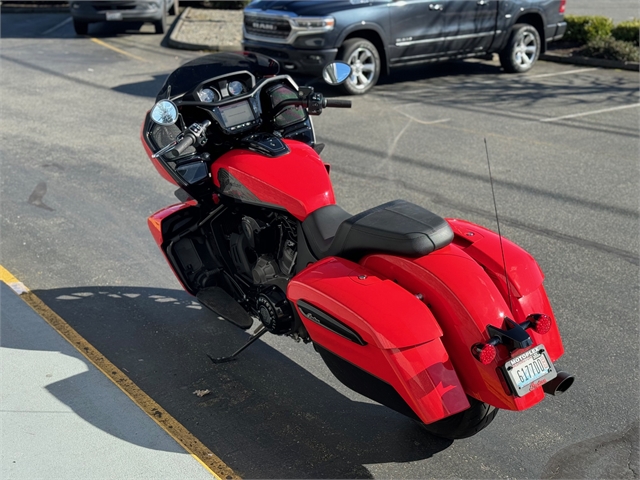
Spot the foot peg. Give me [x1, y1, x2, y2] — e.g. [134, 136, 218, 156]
[197, 287, 254, 329]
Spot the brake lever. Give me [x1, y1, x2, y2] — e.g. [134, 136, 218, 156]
[152, 136, 183, 158]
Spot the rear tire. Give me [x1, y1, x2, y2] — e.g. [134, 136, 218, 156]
[418, 397, 499, 439]
[499, 24, 541, 73]
[73, 20, 88, 35]
[338, 38, 381, 95]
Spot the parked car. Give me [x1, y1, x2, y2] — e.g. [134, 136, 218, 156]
[242, 0, 567, 94]
[70, 0, 179, 35]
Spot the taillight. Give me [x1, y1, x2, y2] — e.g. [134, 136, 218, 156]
[559, 0, 566, 14]
[472, 343, 497, 365]
[527, 313, 553, 335]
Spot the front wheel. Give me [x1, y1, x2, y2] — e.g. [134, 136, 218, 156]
[338, 38, 381, 95]
[418, 396, 499, 439]
[499, 24, 541, 73]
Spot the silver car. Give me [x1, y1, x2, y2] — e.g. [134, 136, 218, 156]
[69, 0, 178, 35]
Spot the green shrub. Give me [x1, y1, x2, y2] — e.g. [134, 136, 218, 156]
[564, 15, 614, 43]
[612, 19, 640, 45]
[578, 37, 640, 62]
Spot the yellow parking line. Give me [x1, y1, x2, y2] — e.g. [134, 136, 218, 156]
[0, 265, 241, 480]
[90, 37, 149, 62]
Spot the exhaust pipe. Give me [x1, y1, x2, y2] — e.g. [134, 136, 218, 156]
[543, 371, 575, 396]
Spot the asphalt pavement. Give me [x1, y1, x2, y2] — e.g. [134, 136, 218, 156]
[1, 5, 639, 480]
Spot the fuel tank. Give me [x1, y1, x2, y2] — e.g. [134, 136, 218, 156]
[211, 140, 335, 220]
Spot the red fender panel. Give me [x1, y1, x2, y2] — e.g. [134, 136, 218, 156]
[287, 256, 470, 424]
[362, 244, 564, 411]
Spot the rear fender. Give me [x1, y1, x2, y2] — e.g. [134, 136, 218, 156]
[287, 256, 470, 424]
[447, 218, 563, 360]
[362, 245, 558, 411]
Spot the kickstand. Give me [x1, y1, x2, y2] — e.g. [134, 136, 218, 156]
[207, 325, 268, 364]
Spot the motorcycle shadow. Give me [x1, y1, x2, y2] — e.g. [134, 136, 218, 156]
[29, 285, 453, 479]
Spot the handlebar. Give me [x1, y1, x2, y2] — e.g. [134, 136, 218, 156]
[323, 98, 352, 108]
[173, 134, 196, 157]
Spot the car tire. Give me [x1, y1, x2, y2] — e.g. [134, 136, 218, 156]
[154, 1, 167, 34]
[499, 24, 541, 73]
[338, 38, 381, 95]
[418, 396, 499, 439]
[73, 19, 88, 35]
[169, 0, 179, 16]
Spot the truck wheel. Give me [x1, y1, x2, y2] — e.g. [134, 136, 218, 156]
[338, 38, 380, 95]
[169, 0, 179, 16]
[73, 20, 88, 35]
[418, 397, 499, 439]
[154, 0, 167, 34]
[499, 24, 540, 73]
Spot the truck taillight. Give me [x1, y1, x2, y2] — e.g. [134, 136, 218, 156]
[559, 0, 566, 13]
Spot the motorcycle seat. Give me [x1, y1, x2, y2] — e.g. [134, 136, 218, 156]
[302, 200, 454, 261]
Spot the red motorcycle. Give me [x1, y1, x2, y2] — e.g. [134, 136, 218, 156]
[142, 52, 573, 439]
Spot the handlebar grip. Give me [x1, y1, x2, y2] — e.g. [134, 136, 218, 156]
[324, 98, 352, 108]
[171, 134, 195, 157]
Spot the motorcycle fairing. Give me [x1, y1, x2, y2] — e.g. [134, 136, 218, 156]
[148, 201, 203, 295]
[287, 256, 471, 425]
[211, 140, 335, 221]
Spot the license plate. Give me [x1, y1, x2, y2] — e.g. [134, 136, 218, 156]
[502, 345, 557, 397]
[106, 12, 123, 21]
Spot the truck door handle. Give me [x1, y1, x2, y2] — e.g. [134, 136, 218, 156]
[429, 3, 443, 10]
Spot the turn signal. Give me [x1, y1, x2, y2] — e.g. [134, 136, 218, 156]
[527, 313, 552, 335]
[472, 343, 497, 365]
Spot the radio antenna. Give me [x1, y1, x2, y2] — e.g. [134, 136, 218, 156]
[484, 138, 513, 314]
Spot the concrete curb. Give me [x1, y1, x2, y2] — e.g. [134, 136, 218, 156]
[540, 52, 640, 71]
[167, 7, 242, 52]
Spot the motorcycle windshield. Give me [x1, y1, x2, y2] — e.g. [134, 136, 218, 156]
[156, 52, 280, 101]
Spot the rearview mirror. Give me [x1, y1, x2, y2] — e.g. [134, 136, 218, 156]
[150, 99, 178, 126]
[322, 62, 351, 86]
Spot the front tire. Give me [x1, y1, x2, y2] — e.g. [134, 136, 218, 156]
[338, 38, 381, 95]
[419, 397, 498, 439]
[499, 24, 541, 73]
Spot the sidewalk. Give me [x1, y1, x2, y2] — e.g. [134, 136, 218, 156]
[0, 280, 215, 480]
[167, 7, 639, 72]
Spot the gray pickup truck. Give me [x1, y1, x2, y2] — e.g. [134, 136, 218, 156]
[242, 0, 567, 94]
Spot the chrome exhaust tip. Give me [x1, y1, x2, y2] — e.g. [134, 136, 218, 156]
[543, 371, 575, 396]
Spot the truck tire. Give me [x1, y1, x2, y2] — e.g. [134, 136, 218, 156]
[154, 0, 167, 34]
[338, 38, 381, 95]
[169, 0, 179, 16]
[499, 24, 541, 73]
[418, 396, 499, 439]
[73, 20, 88, 35]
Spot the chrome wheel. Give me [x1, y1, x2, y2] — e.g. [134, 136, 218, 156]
[346, 46, 376, 92]
[513, 31, 537, 69]
[499, 24, 540, 73]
